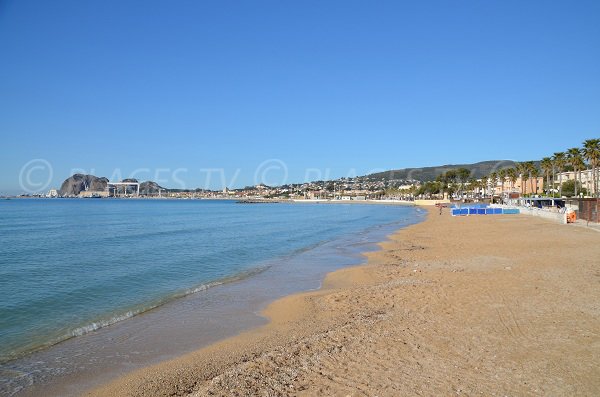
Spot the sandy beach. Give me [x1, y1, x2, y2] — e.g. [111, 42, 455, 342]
[87, 208, 600, 396]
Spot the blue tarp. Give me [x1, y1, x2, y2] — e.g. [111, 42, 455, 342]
[450, 206, 520, 216]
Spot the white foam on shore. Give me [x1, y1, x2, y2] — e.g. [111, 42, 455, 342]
[68, 267, 271, 339]
[2, 266, 272, 366]
[70, 310, 144, 337]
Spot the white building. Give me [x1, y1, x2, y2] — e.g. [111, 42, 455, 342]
[554, 168, 597, 195]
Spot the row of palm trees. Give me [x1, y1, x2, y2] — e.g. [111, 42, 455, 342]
[482, 138, 600, 198]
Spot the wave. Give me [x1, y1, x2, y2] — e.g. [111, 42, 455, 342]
[0, 265, 271, 365]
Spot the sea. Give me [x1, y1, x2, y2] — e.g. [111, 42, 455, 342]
[0, 198, 424, 396]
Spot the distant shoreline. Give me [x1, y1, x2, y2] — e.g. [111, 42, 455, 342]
[2, 196, 418, 206]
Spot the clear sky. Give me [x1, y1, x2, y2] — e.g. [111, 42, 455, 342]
[1, 0, 599, 193]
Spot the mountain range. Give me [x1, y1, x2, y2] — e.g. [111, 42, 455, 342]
[364, 160, 519, 182]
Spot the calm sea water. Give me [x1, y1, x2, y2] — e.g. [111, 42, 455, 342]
[0, 199, 421, 370]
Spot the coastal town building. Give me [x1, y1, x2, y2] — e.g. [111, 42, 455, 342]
[474, 176, 545, 198]
[554, 168, 597, 195]
[491, 176, 544, 196]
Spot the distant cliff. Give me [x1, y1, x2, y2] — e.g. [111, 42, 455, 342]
[139, 181, 165, 195]
[59, 174, 109, 196]
[58, 174, 166, 196]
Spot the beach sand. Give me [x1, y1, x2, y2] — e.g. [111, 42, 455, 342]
[87, 208, 600, 396]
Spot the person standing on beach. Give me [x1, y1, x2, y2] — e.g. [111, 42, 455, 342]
[439, 204, 443, 215]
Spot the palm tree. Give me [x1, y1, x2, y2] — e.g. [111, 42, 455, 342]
[553, 152, 566, 197]
[519, 161, 536, 196]
[529, 163, 540, 195]
[507, 168, 518, 193]
[551, 157, 556, 197]
[498, 168, 507, 197]
[540, 157, 553, 196]
[575, 154, 587, 196]
[566, 148, 585, 197]
[516, 162, 528, 196]
[481, 176, 488, 200]
[489, 172, 497, 198]
[469, 178, 482, 199]
[466, 178, 475, 198]
[582, 139, 600, 197]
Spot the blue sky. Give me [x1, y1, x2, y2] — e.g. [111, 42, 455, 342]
[1, 0, 599, 193]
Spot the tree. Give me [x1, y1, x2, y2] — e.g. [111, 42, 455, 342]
[435, 173, 447, 199]
[540, 157, 553, 196]
[553, 152, 566, 197]
[457, 168, 471, 184]
[529, 162, 539, 195]
[582, 139, 600, 197]
[497, 169, 507, 200]
[456, 168, 471, 198]
[507, 168, 518, 193]
[467, 178, 479, 198]
[551, 157, 556, 196]
[489, 172, 497, 198]
[566, 147, 585, 197]
[416, 181, 442, 197]
[516, 162, 528, 196]
[445, 170, 457, 184]
[561, 179, 587, 198]
[447, 183, 458, 198]
[481, 176, 488, 199]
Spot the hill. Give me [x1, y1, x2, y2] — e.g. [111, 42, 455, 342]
[58, 175, 166, 196]
[139, 180, 166, 195]
[364, 160, 519, 182]
[59, 174, 109, 196]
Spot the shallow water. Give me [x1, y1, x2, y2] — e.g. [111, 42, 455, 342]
[0, 199, 424, 396]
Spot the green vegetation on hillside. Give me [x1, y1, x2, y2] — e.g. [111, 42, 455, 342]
[366, 160, 518, 182]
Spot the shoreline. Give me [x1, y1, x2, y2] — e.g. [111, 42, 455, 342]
[5, 204, 423, 397]
[86, 206, 600, 396]
[0, 265, 271, 366]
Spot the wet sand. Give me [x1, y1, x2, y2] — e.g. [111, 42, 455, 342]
[87, 208, 600, 396]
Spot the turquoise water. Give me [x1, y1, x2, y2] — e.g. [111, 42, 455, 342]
[0, 199, 420, 367]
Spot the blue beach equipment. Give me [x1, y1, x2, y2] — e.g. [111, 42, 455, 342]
[450, 204, 520, 216]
